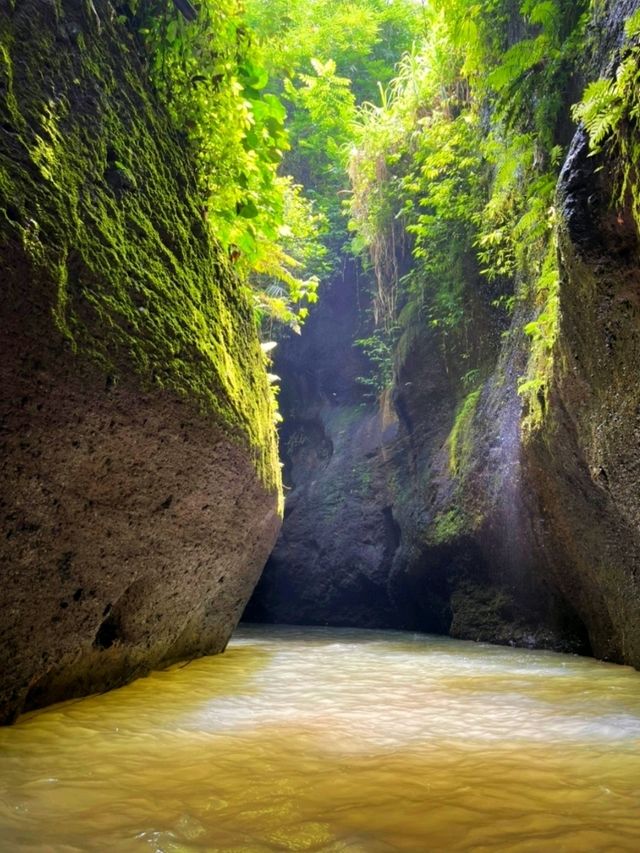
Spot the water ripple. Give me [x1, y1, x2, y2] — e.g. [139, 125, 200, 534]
[1, 625, 640, 851]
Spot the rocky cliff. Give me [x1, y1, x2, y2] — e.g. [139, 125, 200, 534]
[245, 265, 402, 628]
[247, 0, 640, 667]
[0, 0, 281, 723]
[523, 124, 640, 664]
[247, 255, 584, 651]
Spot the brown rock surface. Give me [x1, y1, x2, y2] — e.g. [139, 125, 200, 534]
[522, 124, 640, 664]
[0, 0, 281, 722]
[0, 328, 280, 722]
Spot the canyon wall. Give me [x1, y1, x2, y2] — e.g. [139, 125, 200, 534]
[248, 0, 640, 667]
[0, 0, 281, 722]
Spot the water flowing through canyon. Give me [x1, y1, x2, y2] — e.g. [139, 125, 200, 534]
[1, 625, 640, 851]
[5, 1, 640, 850]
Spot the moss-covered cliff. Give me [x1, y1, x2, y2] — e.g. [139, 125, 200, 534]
[0, 0, 281, 723]
[0, 0, 281, 489]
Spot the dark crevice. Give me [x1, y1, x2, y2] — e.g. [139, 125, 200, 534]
[93, 613, 121, 650]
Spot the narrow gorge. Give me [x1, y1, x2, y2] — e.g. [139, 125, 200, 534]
[2, 0, 640, 849]
[247, 0, 640, 667]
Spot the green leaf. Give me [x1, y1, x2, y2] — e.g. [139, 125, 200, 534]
[238, 199, 260, 219]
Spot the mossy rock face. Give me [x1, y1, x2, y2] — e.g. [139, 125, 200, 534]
[0, 0, 281, 723]
[0, 0, 281, 490]
[520, 122, 640, 667]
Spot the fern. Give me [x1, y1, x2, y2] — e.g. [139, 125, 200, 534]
[572, 79, 622, 152]
[487, 37, 547, 92]
[573, 10, 640, 230]
[523, 0, 560, 31]
[625, 8, 640, 39]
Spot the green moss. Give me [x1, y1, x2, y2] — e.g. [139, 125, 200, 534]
[573, 11, 640, 233]
[429, 508, 465, 545]
[518, 236, 560, 434]
[0, 41, 24, 132]
[351, 461, 373, 494]
[0, 2, 281, 501]
[325, 404, 363, 435]
[448, 388, 481, 476]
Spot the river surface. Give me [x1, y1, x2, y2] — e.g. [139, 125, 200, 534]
[2, 625, 640, 851]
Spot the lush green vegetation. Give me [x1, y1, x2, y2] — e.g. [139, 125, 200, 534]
[573, 8, 640, 231]
[129, 0, 640, 436]
[129, 0, 318, 329]
[245, 0, 422, 271]
[347, 0, 589, 425]
[128, 0, 419, 330]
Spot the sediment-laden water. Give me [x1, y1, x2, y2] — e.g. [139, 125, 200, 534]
[1, 625, 640, 851]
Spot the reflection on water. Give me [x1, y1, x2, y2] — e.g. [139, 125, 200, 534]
[1, 625, 640, 851]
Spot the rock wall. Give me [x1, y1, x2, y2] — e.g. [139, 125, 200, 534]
[245, 265, 402, 627]
[0, 0, 281, 722]
[247, 0, 640, 667]
[523, 125, 640, 664]
[249, 254, 586, 652]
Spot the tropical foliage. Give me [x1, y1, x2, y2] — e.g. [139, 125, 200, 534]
[130, 0, 421, 328]
[573, 9, 640, 231]
[129, 0, 321, 327]
[129, 0, 636, 430]
[245, 0, 423, 270]
[346, 0, 589, 421]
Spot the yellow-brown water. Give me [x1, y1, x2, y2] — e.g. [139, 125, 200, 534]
[2, 626, 640, 852]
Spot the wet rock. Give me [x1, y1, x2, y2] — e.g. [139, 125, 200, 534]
[522, 129, 640, 664]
